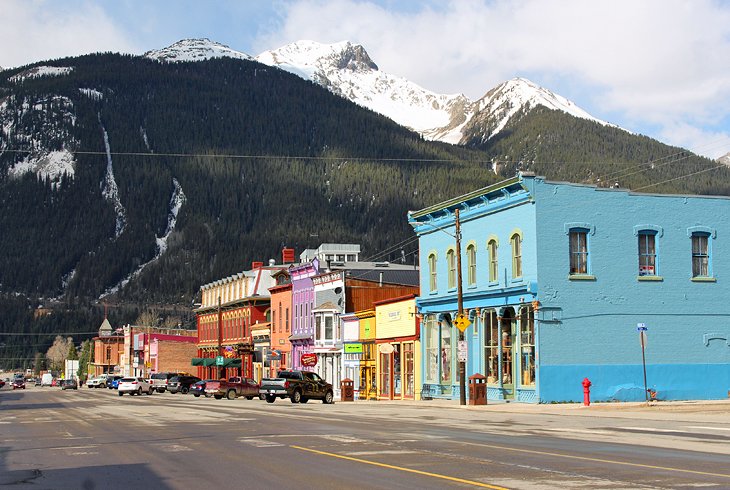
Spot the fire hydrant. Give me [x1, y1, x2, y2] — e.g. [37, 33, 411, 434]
[582, 377, 592, 406]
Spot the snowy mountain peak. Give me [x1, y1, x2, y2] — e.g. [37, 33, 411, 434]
[256, 40, 377, 73]
[144, 38, 251, 63]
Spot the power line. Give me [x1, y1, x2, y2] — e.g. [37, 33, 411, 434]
[632, 164, 726, 192]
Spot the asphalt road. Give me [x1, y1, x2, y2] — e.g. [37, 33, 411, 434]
[1, 385, 729, 489]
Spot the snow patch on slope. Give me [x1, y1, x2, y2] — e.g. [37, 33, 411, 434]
[9, 66, 73, 83]
[99, 118, 127, 238]
[145, 38, 251, 63]
[79, 88, 103, 100]
[9, 150, 75, 182]
[100, 178, 186, 299]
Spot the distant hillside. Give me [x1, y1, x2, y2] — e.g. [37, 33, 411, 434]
[0, 53, 495, 304]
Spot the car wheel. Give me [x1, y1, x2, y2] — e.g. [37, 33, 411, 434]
[246, 396, 254, 400]
[147, 387, 153, 395]
[193, 393, 200, 397]
[300, 397, 309, 404]
[100, 383, 106, 389]
[118, 392, 123, 396]
[265, 395, 276, 403]
[137, 387, 142, 396]
[214, 395, 223, 400]
[181, 387, 189, 394]
[291, 390, 302, 403]
[259, 394, 265, 401]
[157, 389, 165, 393]
[323, 391, 334, 404]
[227, 390, 236, 400]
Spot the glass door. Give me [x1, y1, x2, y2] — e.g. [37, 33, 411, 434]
[500, 308, 516, 399]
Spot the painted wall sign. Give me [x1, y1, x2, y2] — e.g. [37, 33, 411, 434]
[344, 343, 363, 353]
[301, 352, 318, 367]
[378, 343, 394, 354]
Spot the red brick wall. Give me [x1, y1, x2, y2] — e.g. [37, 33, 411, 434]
[156, 340, 198, 374]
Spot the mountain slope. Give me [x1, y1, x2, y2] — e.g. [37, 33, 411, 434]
[255, 41, 614, 145]
[0, 52, 495, 303]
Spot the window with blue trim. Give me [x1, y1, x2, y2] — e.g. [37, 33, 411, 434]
[447, 249, 456, 289]
[428, 253, 437, 292]
[511, 233, 522, 279]
[466, 244, 477, 286]
[638, 231, 657, 276]
[569, 228, 589, 275]
[488, 239, 498, 282]
[691, 232, 710, 278]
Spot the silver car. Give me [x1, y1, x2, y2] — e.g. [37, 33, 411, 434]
[117, 377, 153, 396]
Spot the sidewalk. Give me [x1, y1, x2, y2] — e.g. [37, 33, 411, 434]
[352, 397, 730, 422]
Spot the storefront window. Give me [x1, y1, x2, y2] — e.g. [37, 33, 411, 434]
[483, 310, 499, 383]
[393, 344, 401, 397]
[425, 315, 439, 383]
[519, 306, 535, 386]
[379, 352, 390, 397]
[403, 342, 414, 397]
[441, 322, 452, 384]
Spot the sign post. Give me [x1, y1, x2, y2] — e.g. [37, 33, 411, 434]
[637, 323, 648, 403]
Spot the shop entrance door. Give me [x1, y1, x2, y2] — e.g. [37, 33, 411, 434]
[360, 365, 375, 400]
[500, 308, 516, 400]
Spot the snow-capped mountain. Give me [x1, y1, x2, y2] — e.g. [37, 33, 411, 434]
[255, 40, 471, 144]
[718, 152, 730, 167]
[255, 40, 614, 145]
[144, 38, 251, 63]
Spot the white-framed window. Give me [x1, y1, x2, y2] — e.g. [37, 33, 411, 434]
[511, 232, 522, 279]
[428, 252, 437, 292]
[519, 305, 535, 386]
[488, 238, 498, 283]
[638, 231, 657, 276]
[569, 228, 589, 275]
[691, 232, 710, 278]
[466, 243, 477, 286]
[424, 315, 452, 385]
[447, 248, 456, 289]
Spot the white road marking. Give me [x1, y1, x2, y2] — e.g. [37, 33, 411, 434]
[239, 438, 284, 447]
[539, 428, 615, 435]
[346, 450, 420, 456]
[685, 426, 730, 432]
[49, 445, 98, 450]
[617, 427, 688, 433]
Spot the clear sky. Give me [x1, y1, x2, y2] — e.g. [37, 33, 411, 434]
[2, 0, 729, 159]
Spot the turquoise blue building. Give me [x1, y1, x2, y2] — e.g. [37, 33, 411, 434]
[408, 173, 730, 403]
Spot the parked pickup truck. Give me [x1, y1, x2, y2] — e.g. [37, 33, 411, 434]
[259, 370, 334, 404]
[212, 377, 260, 400]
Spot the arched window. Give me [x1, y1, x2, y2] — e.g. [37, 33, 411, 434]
[428, 253, 437, 292]
[511, 232, 522, 279]
[446, 249, 456, 289]
[466, 243, 477, 286]
[488, 239, 498, 283]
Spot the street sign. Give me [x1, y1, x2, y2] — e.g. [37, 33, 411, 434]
[215, 356, 225, 366]
[457, 340, 468, 362]
[454, 313, 471, 332]
[637, 324, 648, 347]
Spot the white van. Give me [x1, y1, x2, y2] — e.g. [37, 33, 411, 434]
[41, 373, 53, 386]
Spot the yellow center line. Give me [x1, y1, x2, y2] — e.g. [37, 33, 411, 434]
[456, 440, 730, 480]
[290, 445, 509, 489]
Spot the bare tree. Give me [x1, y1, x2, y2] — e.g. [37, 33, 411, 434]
[135, 308, 159, 327]
[46, 336, 73, 373]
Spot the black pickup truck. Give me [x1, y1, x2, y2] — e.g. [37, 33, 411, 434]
[259, 370, 334, 404]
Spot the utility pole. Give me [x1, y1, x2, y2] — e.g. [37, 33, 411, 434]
[218, 296, 224, 379]
[455, 208, 466, 406]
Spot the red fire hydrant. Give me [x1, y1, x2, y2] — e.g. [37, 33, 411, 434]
[582, 377, 592, 406]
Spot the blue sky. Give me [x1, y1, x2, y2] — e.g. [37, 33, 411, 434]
[2, 0, 729, 159]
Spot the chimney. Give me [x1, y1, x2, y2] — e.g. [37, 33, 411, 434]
[251, 261, 263, 270]
[282, 248, 295, 264]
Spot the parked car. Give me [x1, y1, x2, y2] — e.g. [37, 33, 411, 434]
[61, 379, 78, 390]
[87, 374, 110, 388]
[190, 379, 216, 397]
[0, 379, 5, 388]
[167, 375, 201, 394]
[12, 378, 26, 390]
[150, 372, 182, 393]
[106, 375, 124, 389]
[117, 377, 153, 396]
[259, 370, 334, 404]
[41, 373, 54, 386]
[213, 377, 260, 400]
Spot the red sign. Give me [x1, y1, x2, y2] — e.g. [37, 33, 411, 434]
[300, 353, 317, 367]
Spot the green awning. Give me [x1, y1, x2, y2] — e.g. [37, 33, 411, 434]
[191, 358, 215, 366]
[191, 357, 241, 368]
[221, 358, 241, 368]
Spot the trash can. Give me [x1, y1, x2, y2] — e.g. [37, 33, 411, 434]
[341, 378, 354, 402]
[468, 373, 487, 405]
